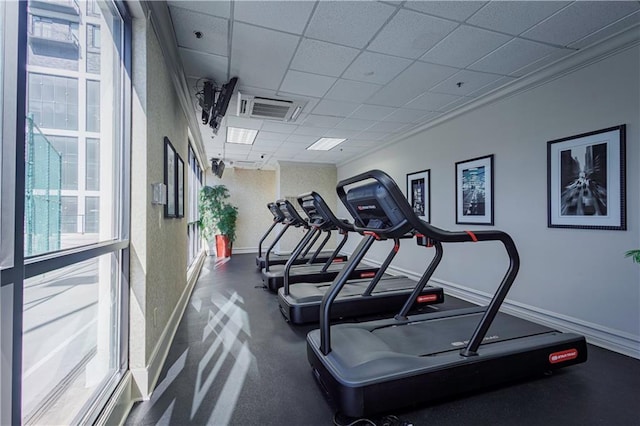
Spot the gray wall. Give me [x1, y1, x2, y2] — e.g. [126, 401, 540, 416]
[276, 162, 338, 253]
[337, 44, 639, 356]
[206, 167, 277, 252]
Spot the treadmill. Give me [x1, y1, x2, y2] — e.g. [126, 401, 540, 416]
[307, 170, 587, 417]
[278, 191, 444, 324]
[256, 201, 347, 269]
[262, 197, 380, 292]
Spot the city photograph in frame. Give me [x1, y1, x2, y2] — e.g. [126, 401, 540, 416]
[547, 125, 626, 230]
[406, 169, 430, 222]
[456, 154, 494, 225]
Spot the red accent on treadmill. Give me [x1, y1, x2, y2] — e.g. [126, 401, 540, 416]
[549, 349, 579, 364]
[417, 294, 438, 303]
[393, 242, 400, 252]
[465, 230, 478, 242]
[360, 272, 376, 278]
[363, 231, 381, 240]
[332, 258, 344, 263]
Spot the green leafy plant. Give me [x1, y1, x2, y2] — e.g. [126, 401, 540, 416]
[199, 185, 238, 242]
[625, 249, 640, 264]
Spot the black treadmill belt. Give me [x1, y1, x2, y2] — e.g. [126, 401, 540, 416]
[266, 262, 345, 277]
[288, 276, 413, 303]
[371, 312, 554, 357]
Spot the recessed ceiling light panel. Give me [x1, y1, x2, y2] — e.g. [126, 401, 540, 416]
[307, 137, 347, 151]
[227, 127, 258, 145]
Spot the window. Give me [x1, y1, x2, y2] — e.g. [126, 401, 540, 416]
[85, 196, 99, 233]
[86, 137, 99, 190]
[28, 73, 78, 130]
[187, 145, 203, 266]
[86, 80, 100, 132]
[60, 195, 77, 233]
[19, 1, 130, 423]
[86, 24, 100, 74]
[47, 135, 78, 190]
[27, 15, 79, 70]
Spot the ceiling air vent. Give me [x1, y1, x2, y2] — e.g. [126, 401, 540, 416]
[237, 92, 305, 122]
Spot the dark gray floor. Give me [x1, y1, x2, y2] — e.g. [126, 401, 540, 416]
[126, 254, 640, 426]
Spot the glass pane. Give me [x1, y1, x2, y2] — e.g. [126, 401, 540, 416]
[86, 138, 99, 190]
[25, 0, 123, 255]
[22, 253, 121, 424]
[27, 11, 79, 71]
[27, 73, 78, 130]
[86, 80, 99, 132]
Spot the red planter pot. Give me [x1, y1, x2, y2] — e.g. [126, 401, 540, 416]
[215, 235, 232, 258]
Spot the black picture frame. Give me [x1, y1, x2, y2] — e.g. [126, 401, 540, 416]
[455, 154, 494, 225]
[406, 169, 431, 222]
[164, 137, 176, 218]
[547, 125, 626, 230]
[177, 154, 184, 218]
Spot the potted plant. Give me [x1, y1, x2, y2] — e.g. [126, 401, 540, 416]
[199, 185, 238, 257]
[625, 249, 640, 264]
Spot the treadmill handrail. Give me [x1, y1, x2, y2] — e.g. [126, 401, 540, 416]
[283, 227, 320, 295]
[326, 169, 521, 357]
[259, 202, 286, 257]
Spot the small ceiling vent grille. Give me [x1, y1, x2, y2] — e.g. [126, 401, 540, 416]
[237, 93, 305, 122]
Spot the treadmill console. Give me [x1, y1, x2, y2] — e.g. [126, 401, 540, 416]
[346, 182, 404, 230]
[268, 202, 285, 222]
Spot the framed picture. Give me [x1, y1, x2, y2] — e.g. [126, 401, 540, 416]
[406, 169, 430, 222]
[456, 154, 494, 225]
[547, 125, 626, 230]
[164, 137, 176, 218]
[177, 154, 184, 218]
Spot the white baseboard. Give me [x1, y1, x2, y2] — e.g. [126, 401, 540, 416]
[232, 247, 258, 254]
[363, 257, 640, 359]
[131, 250, 206, 400]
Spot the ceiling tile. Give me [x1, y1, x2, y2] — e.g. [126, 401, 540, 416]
[366, 61, 459, 107]
[381, 108, 428, 123]
[349, 104, 396, 120]
[168, 1, 231, 19]
[286, 134, 318, 144]
[335, 118, 376, 131]
[254, 131, 288, 141]
[230, 23, 299, 90]
[290, 39, 360, 77]
[179, 48, 228, 81]
[169, 6, 228, 56]
[468, 38, 561, 76]
[292, 126, 327, 136]
[324, 79, 383, 103]
[366, 121, 407, 133]
[304, 1, 396, 48]
[260, 122, 298, 134]
[279, 70, 337, 97]
[303, 114, 344, 128]
[322, 128, 360, 138]
[569, 11, 640, 49]
[420, 25, 511, 68]
[253, 138, 283, 148]
[311, 99, 360, 117]
[404, 1, 486, 21]
[430, 70, 503, 96]
[352, 131, 391, 141]
[233, 1, 315, 35]
[225, 116, 263, 130]
[368, 9, 458, 59]
[467, 76, 517, 98]
[522, 1, 640, 46]
[405, 91, 461, 111]
[467, 1, 570, 35]
[342, 51, 412, 85]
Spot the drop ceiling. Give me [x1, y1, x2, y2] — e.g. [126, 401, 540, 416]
[166, 0, 640, 170]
